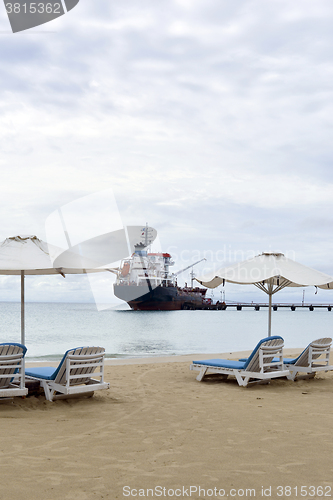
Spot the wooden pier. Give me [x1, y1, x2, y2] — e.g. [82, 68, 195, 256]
[201, 302, 333, 311]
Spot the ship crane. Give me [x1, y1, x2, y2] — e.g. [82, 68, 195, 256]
[105, 267, 121, 275]
[172, 258, 206, 287]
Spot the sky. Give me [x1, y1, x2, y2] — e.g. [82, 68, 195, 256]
[1, 0, 333, 305]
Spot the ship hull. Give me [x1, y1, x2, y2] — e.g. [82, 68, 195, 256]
[114, 284, 204, 311]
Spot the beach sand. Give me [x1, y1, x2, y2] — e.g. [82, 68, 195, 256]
[1, 349, 333, 499]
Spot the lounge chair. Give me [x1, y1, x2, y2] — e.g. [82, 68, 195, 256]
[25, 346, 110, 401]
[190, 336, 290, 387]
[283, 337, 333, 381]
[0, 343, 28, 399]
[239, 337, 333, 381]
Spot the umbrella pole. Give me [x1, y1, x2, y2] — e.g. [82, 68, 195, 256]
[268, 292, 272, 337]
[21, 270, 25, 345]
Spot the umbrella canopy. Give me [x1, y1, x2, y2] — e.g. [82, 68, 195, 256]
[0, 235, 97, 275]
[0, 235, 104, 344]
[196, 252, 333, 336]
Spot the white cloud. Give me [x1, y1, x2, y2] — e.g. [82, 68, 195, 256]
[0, 0, 333, 300]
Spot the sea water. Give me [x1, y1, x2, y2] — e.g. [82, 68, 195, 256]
[0, 302, 332, 361]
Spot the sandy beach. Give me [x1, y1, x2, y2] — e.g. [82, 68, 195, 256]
[1, 349, 333, 500]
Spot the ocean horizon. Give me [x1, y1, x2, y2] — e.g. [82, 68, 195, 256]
[0, 301, 332, 361]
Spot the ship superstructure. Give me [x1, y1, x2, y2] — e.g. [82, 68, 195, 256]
[117, 245, 175, 288]
[114, 235, 207, 310]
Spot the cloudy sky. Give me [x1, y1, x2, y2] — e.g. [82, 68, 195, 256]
[1, 0, 333, 304]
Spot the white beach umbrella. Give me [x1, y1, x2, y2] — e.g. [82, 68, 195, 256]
[0, 235, 105, 345]
[196, 252, 333, 336]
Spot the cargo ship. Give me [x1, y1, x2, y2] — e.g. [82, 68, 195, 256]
[113, 236, 208, 311]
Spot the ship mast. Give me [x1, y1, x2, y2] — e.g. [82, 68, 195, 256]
[144, 222, 148, 248]
[190, 268, 195, 288]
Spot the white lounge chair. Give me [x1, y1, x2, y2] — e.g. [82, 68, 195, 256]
[284, 337, 333, 381]
[25, 346, 110, 401]
[0, 343, 28, 399]
[190, 336, 290, 387]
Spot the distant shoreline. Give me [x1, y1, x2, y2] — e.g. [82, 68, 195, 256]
[25, 348, 302, 367]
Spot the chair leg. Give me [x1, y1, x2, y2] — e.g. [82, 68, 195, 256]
[286, 368, 297, 381]
[196, 367, 208, 381]
[234, 371, 249, 387]
[40, 380, 56, 402]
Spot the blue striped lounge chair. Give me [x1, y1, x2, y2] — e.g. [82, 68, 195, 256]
[0, 343, 28, 399]
[25, 346, 110, 401]
[190, 336, 290, 387]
